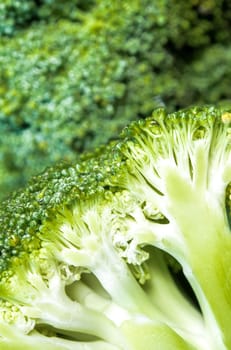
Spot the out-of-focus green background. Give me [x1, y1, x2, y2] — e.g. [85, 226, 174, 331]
[0, 0, 231, 199]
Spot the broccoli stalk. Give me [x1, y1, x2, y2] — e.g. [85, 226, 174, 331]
[0, 321, 119, 350]
[0, 199, 197, 349]
[0, 255, 125, 347]
[38, 195, 197, 349]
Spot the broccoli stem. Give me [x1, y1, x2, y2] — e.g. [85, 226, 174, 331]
[60, 234, 195, 349]
[21, 287, 126, 348]
[67, 278, 198, 350]
[91, 242, 159, 318]
[164, 167, 231, 349]
[143, 250, 210, 350]
[0, 323, 120, 350]
[120, 320, 196, 350]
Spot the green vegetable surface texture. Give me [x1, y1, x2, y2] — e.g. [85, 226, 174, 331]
[1, 0, 231, 199]
[0, 105, 230, 349]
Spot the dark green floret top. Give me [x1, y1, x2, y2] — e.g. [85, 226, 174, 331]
[1, 0, 231, 200]
[0, 105, 230, 274]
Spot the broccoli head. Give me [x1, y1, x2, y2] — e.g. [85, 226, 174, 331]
[0, 105, 230, 349]
[1, 0, 231, 199]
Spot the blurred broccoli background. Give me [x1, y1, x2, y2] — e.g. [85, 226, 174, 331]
[0, 0, 231, 199]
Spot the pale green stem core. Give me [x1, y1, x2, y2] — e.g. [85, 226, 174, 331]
[164, 167, 231, 349]
[0, 323, 120, 350]
[91, 239, 161, 320]
[22, 287, 126, 348]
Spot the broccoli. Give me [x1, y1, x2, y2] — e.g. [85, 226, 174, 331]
[0, 105, 230, 349]
[0, 0, 95, 35]
[1, 0, 231, 200]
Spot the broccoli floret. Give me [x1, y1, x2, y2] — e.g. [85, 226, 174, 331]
[0, 0, 95, 36]
[1, 0, 231, 200]
[0, 105, 230, 349]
